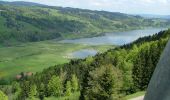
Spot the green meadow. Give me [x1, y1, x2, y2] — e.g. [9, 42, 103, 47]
[0, 40, 114, 79]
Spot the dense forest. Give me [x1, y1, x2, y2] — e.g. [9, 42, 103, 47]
[0, 28, 169, 99]
[0, 1, 170, 46]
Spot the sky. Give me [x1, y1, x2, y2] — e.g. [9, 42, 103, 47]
[2, 0, 170, 15]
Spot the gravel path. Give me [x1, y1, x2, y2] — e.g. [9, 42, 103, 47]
[130, 96, 144, 100]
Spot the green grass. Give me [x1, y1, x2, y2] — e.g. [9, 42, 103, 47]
[124, 91, 145, 100]
[0, 40, 114, 79]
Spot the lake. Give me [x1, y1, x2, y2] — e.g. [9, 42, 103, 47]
[60, 28, 167, 45]
[61, 28, 167, 58]
[71, 49, 98, 58]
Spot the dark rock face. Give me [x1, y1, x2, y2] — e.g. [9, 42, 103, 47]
[144, 40, 170, 100]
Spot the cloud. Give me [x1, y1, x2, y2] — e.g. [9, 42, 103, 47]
[3, 0, 170, 15]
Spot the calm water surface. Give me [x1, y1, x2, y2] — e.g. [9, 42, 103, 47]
[71, 49, 98, 58]
[60, 28, 167, 45]
[61, 28, 167, 58]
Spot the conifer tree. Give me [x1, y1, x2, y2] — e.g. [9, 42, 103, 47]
[48, 75, 63, 97]
[71, 74, 79, 92]
[29, 84, 37, 99]
[65, 81, 72, 96]
[0, 90, 8, 100]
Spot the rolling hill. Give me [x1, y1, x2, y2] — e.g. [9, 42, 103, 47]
[0, 1, 170, 99]
[0, 1, 170, 46]
[139, 14, 170, 19]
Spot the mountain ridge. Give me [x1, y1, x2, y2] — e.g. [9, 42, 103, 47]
[0, 1, 46, 6]
[0, 1, 170, 46]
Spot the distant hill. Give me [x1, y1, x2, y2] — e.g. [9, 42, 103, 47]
[0, 1, 45, 6]
[0, 1, 170, 46]
[138, 14, 170, 19]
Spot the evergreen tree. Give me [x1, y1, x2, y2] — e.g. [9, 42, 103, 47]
[132, 48, 146, 91]
[20, 81, 30, 99]
[0, 90, 8, 100]
[65, 81, 72, 96]
[48, 75, 63, 97]
[12, 81, 22, 99]
[29, 84, 37, 99]
[132, 44, 158, 91]
[39, 83, 45, 100]
[71, 74, 79, 92]
[12, 81, 21, 93]
[84, 65, 123, 100]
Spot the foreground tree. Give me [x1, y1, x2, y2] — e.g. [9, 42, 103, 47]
[48, 75, 63, 97]
[83, 65, 123, 100]
[65, 81, 72, 96]
[132, 42, 164, 91]
[20, 81, 30, 99]
[71, 74, 79, 92]
[0, 90, 8, 100]
[12, 82, 21, 93]
[29, 84, 37, 99]
[39, 83, 45, 100]
[12, 81, 22, 99]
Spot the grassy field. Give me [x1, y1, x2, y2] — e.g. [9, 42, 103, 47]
[0, 40, 114, 79]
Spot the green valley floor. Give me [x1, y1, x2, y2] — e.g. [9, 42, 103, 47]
[0, 40, 114, 79]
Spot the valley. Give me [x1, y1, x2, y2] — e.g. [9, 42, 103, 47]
[0, 40, 114, 79]
[0, 27, 166, 79]
[0, 1, 170, 100]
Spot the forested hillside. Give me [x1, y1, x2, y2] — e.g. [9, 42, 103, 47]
[0, 1, 170, 46]
[1, 1, 170, 100]
[0, 29, 169, 99]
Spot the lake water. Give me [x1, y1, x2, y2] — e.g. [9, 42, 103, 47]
[61, 28, 167, 58]
[60, 28, 167, 45]
[71, 49, 98, 58]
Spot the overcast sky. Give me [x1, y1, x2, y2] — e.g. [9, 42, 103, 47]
[2, 0, 170, 15]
